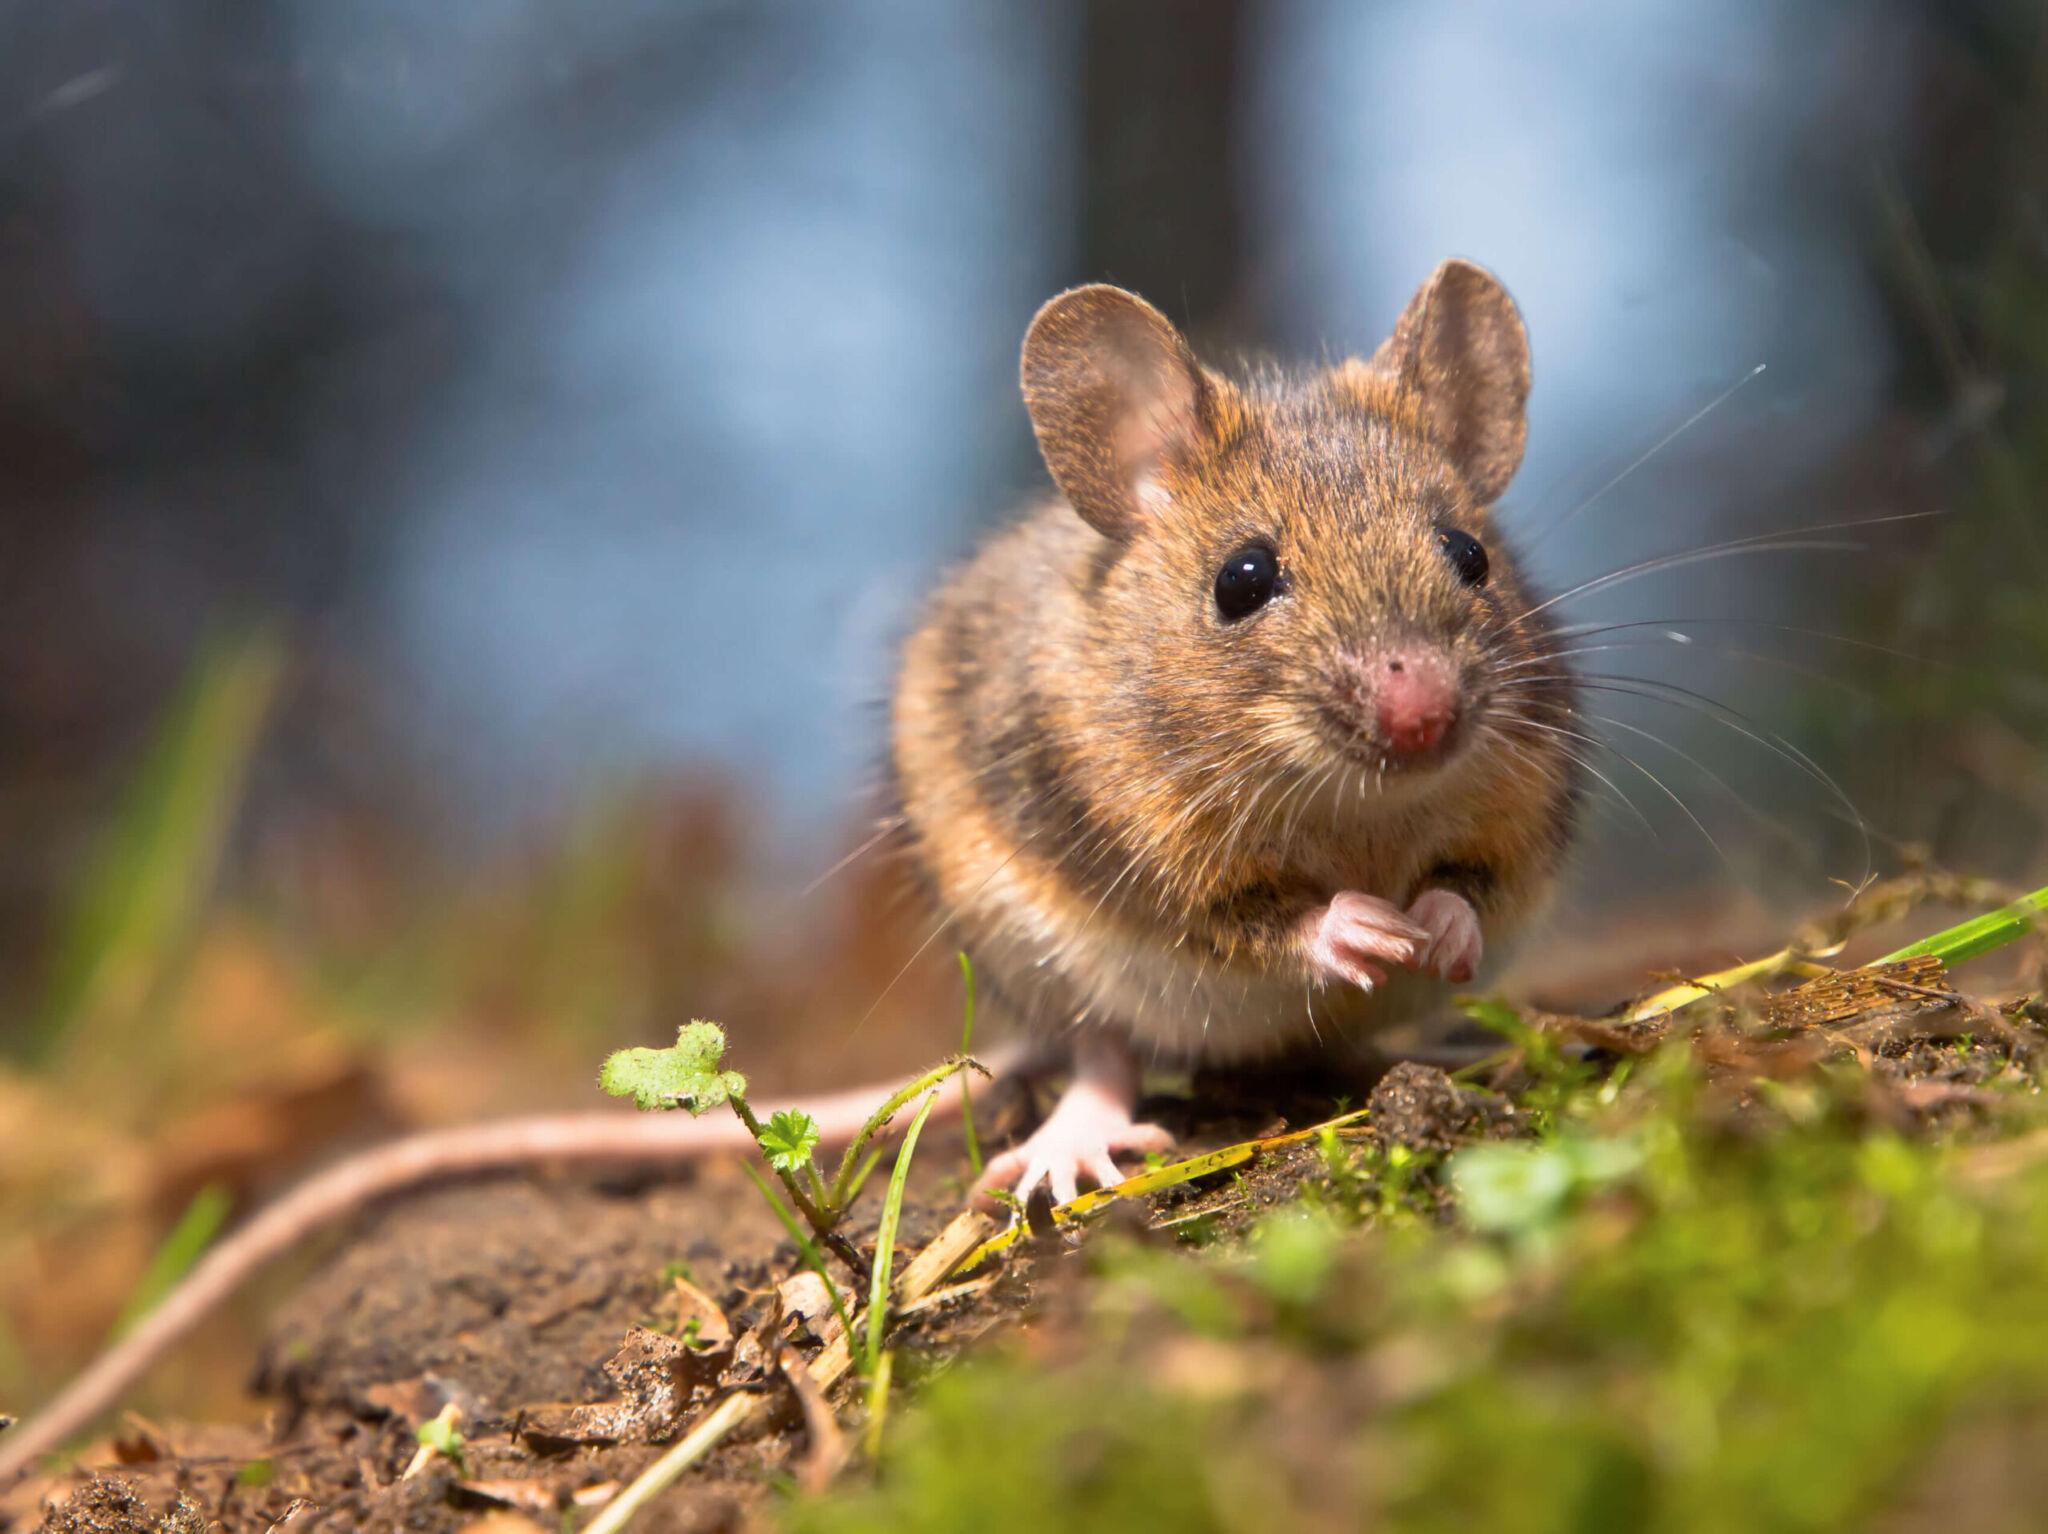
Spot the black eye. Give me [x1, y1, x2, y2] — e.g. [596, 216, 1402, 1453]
[1214, 543, 1280, 622]
[1438, 527, 1489, 586]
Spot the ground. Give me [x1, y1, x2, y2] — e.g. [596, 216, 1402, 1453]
[8, 932, 2048, 1534]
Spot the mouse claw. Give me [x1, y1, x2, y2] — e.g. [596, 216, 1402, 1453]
[1305, 891, 1430, 993]
[1406, 889, 1484, 983]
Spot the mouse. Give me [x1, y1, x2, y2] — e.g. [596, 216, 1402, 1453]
[896, 258, 1577, 1204]
[0, 258, 1577, 1482]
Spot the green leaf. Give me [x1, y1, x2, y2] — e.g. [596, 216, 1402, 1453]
[760, 1109, 822, 1174]
[598, 1020, 747, 1114]
[1249, 1207, 1345, 1308]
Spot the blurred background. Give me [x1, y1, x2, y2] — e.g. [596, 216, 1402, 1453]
[1, 0, 2044, 1420]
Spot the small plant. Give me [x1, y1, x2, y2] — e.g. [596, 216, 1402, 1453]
[407, 1404, 467, 1479]
[600, 1019, 982, 1377]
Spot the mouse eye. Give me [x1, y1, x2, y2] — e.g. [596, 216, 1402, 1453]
[1438, 527, 1489, 587]
[1214, 543, 1281, 622]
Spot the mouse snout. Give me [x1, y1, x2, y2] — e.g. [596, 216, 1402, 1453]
[1327, 645, 1462, 762]
[1376, 648, 1460, 756]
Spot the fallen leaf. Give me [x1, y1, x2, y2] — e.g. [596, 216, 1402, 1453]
[671, 1274, 734, 1354]
[776, 1272, 835, 1332]
[454, 1516, 550, 1534]
[520, 1327, 693, 1446]
[453, 1479, 557, 1516]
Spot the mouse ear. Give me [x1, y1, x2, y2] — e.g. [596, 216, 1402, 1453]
[1369, 260, 1531, 505]
[1021, 285, 1217, 539]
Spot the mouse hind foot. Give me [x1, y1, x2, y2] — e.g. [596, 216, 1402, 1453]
[973, 1030, 1173, 1209]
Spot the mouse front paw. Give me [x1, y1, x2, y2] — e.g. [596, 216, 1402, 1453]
[1303, 891, 1430, 992]
[1406, 889, 1483, 983]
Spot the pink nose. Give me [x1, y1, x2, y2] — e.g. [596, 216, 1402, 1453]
[1374, 650, 1460, 758]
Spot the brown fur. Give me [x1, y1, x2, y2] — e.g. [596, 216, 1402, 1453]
[891, 261, 1578, 1061]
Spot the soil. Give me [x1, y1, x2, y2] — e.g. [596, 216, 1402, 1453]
[1, 1061, 1443, 1534]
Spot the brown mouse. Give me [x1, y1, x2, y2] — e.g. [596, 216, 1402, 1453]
[0, 258, 1576, 1480]
[894, 258, 1577, 1202]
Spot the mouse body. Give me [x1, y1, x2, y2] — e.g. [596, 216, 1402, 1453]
[891, 260, 1579, 1201]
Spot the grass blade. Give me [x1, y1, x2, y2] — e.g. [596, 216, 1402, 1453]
[1627, 881, 2048, 1024]
[1878, 883, 2048, 966]
[957, 952, 982, 1177]
[863, 1348, 895, 1461]
[839, 1144, 887, 1209]
[30, 629, 283, 1065]
[865, 1091, 938, 1370]
[1625, 946, 1810, 1023]
[111, 1182, 232, 1338]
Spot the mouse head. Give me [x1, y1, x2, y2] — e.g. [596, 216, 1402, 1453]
[1021, 259, 1544, 791]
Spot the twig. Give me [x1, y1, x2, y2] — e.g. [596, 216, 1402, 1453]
[581, 1393, 755, 1534]
[894, 1208, 997, 1298]
[892, 1273, 998, 1321]
[1865, 974, 1966, 1005]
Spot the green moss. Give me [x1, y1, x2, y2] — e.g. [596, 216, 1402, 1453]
[789, 1047, 2048, 1534]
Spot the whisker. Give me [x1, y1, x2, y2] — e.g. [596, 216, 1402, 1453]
[1527, 363, 1768, 551]
[800, 819, 901, 898]
[1538, 616, 1943, 668]
[1486, 713, 1655, 841]
[1496, 636, 1873, 702]
[1508, 712, 1729, 866]
[1583, 708, 1814, 864]
[1496, 670, 1871, 884]
[1517, 510, 1943, 624]
[851, 825, 1048, 1034]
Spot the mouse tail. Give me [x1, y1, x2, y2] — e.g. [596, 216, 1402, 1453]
[0, 1053, 1016, 1485]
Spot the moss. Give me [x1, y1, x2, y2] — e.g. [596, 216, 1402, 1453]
[789, 1045, 2048, 1534]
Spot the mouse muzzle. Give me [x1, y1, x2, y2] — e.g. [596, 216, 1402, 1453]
[1323, 644, 1463, 767]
